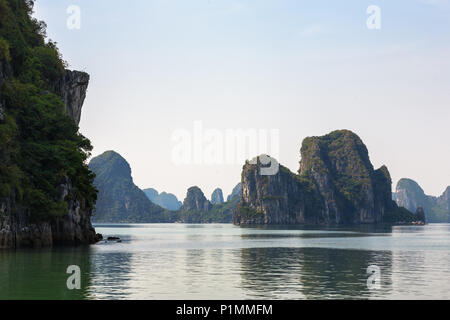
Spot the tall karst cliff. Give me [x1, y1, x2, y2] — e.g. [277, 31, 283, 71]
[235, 130, 416, 225]
[395, 179, 450, 222]
[89, 151, 174, 223]
[0, 0, 99, 248]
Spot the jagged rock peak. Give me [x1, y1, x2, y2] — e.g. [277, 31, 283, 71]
[181, 186, 212, 212]
[211, 188, 224, 205]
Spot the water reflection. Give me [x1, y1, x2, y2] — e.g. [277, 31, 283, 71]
[1, 224, 450, 299]
[0, 247, 92, 300]
[239, 247, 393, 299]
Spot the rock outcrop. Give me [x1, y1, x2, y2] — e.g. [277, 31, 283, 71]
[235, 130, 409, 225]
[227, 183, 242, 201]
[395, 179, 450, 222]
[437, 187, 450, 212]
[89, 151, 173, 222]
[143, 188, 182, 211]
[415, 206, 426, 223]
[0, 65, 97, 247]
[55, 70, 90, 125]
[0, 1, 100, 248]
[180, 187, 212, 212]
[211, 188, 224, 205]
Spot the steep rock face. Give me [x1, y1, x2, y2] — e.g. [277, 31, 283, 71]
[0, 63, 97, 248]
[235, 157, 319, 225]
[181, 187, 212, 212]
[395, 179, 449, 222]
[55, 70, 90, 125]
[89, 151, 170, 222]
[235, 130, 405, 225]
[395, 179, 433, 213]
[143, 188, 182, 211]
[211, 188, 224, 205]
[298, 130, 392, 224]
[227, 183, 242, 201]
[437, 187, 450, 212]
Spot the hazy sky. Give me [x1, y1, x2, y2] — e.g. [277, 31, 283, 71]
[34, 0, 450, 201]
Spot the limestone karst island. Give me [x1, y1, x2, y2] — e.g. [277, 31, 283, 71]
[1, 0, 449, 303]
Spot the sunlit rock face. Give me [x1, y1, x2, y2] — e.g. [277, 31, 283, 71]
[235, 130, 402, 225]
[211, 188, 224, 205]
[181, 187, 212, 212]
[55, 70, 90, 126]
[395, 179, 450, 222]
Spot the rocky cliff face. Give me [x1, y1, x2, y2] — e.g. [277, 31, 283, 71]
[235, 130, 406, 225]
[89, 151, 171, 222]
[395, 179, 449, 222]
[437, 187, 450, 212]
[211, 188, 224, 205]
[55, 70, 90, 126]
[227, 183, 242, 201]
[181, 187, 212, 212]
[0, 67, 98, 248]
[395, 179, 433, 214]
[235, 157, 318, 225]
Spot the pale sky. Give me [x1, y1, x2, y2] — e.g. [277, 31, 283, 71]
[34, 0, 450, 201]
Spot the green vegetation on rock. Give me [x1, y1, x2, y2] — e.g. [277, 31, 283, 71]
[0, 0, 96, 221]
[89, 151, 175, 223]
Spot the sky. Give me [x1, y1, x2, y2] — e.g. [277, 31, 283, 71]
[33, 0, 450, 201]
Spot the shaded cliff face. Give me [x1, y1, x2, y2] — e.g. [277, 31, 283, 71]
[89, 151, 171, 223]
[211, 188, 224, 205]
[55, 70, 90, 126]
[227, 183, 242, 201]
[395, 179, 450, 222]
[395, 179, 433, 213]
[437, 187, 450, 211]
[0, 66, 97, 248]
[235, 130, 406, 225]
[181, 187, 212, 212]
[0, 66, 97, 247]
[298, 130, 393, 224]
[0, 0, 98, 248]
[235, 157, 320, 225]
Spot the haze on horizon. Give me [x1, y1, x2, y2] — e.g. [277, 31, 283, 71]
[34, 0, 450, 201]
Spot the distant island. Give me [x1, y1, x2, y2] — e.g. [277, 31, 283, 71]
[89, 131, 429, 226]
[88, 151, 241, 223]
[393, 179, 449, 223]
[234, 130, 422, 225]
[1, 0, 446, 250]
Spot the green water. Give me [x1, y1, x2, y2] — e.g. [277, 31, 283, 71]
[1, 223, 450, 299]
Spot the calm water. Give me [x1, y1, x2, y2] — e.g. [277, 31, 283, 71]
[1, 223, 450, 300]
